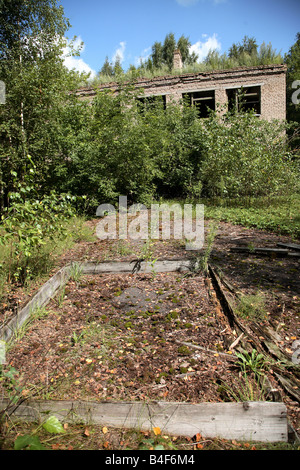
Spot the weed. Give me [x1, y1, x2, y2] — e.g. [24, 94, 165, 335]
[9, 305, 50, 343]
[69, 262, 83, 283]
[218, 373, 267, 402]
[188, 221, 218, 275]
[235, 293, 267, 321]
[235, 349, 267, 376]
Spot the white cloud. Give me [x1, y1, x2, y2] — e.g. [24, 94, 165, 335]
[189, 33, 221, 61]
[63, 36, 96, 79]
[112, 41, 126, 64]
[135, 46, 151, 66]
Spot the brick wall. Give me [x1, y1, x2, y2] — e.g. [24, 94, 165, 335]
[77, 64, 286, 121]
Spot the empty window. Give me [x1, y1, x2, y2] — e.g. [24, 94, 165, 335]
[227, 86, 261, 115]
[136, 95, 166, 112]
[183, 90, 215, 118]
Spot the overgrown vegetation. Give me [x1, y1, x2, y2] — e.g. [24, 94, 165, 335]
[0, 1, 300, 451]
[95, 34, 284, 84]
[53, 89, 299, 211]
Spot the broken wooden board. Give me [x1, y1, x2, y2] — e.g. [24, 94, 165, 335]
[0, 399, 288, 443]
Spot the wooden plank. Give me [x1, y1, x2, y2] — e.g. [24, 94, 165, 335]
[277, 242, 300, 251]
[230, 247, 289, 256]
[81, 259, 190, 274]
[0, 265, 72, 342]
[0, 399, 288, 442]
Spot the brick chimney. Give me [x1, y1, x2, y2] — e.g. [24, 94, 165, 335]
[173, 49, 183, 70]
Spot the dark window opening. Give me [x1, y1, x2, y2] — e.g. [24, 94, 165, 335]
[227, 86, 261, 115]
[136, 95, 166, 112]
[183, 90, 215, 118]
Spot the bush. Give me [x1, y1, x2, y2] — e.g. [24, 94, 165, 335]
[199, 109, 298, 199]
[54, 86, 299, 209]
[0, 159, 76, 284]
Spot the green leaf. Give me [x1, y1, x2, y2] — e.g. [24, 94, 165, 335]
[42, 415, 66, 434]
[14, 434, 45, 450]
[154, 444, 165, 450]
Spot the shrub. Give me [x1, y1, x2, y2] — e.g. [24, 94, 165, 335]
[0, 158, 76, 283]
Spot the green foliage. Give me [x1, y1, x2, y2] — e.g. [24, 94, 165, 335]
[0, 0, 88, 212]
[0, 158, 76, 283]
[188, 221, 218, 275]
[14, 416, 65, 450]
[14, 434, 46, 450]
[203, 195, 300, 238]
[201, 109, 298, 199]
[284, 32, 300, 149]
[95, 34, 283, 85]
[235, 349, 267, 376]
[42, 416, 66, 434]
[55, 82, 299, 212]
[0, 365, 23, 403]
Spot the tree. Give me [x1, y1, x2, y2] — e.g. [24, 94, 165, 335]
[0, 0, 84, 211]
[229, 36, 258, 61]
[177, 35, 195, 65]
[146, 33, 197, 71]
[113, 54, 124, 77]
[162, 32, 177, 71]
[151, 41, 163, 69]
[99, 56, 113, 76]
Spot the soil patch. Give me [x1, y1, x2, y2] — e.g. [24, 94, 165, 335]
[8, 272, 240, 404]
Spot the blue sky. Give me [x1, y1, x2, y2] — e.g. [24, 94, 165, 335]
[60, 0, 300, 79]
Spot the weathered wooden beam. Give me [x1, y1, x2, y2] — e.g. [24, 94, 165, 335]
[230, 247, 290, 256]
[0, 399, 288, 442]
[277, 242, 300, 251]
[0, 265, 72, 342]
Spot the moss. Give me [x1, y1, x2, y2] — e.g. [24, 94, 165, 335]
[178, 345, 191, 356]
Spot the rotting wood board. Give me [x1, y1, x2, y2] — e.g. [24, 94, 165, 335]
[0, 399, 288, 443]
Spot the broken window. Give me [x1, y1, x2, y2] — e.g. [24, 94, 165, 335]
[226, 85, 261, 115]
[136, 95, 166, 112]
[183, 90, 215, 118]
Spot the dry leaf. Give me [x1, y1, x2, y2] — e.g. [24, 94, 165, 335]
[153, 426, 161, 436]
[102, 426, 108, 434]
[84, 427, 90, 437]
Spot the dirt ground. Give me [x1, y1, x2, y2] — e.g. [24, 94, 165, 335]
[1, 217, 300, 437]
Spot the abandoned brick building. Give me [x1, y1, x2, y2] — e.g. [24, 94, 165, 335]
[77, 51, 286, 121]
